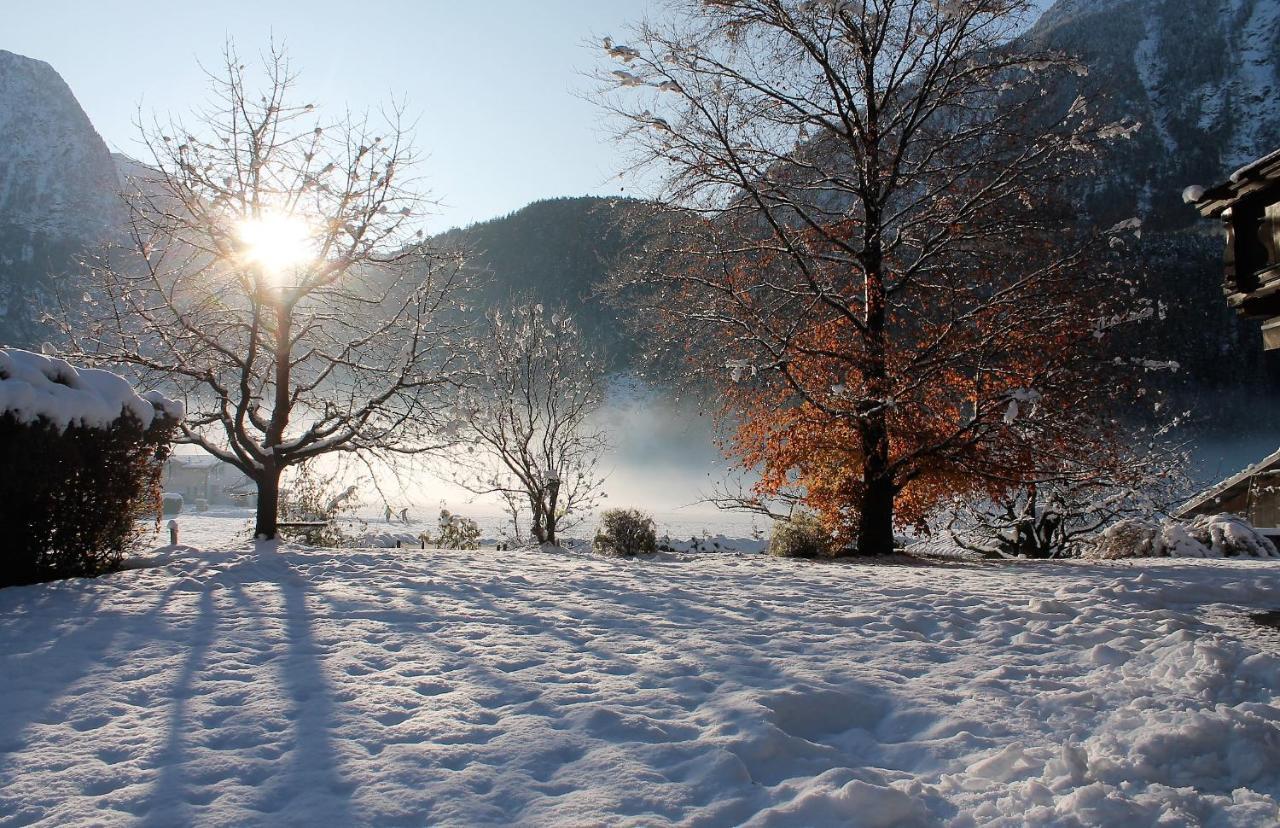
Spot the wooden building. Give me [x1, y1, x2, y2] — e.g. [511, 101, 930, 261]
[1188, 147, 1280, 347]
[1172, 447, 1280, 539]
[1180, 146, 1280, 530]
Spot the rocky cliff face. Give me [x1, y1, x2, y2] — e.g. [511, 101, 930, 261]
[1026, 0, 1280, 227]
[0, 50, 121, 239]
[0, 50, 126, 345]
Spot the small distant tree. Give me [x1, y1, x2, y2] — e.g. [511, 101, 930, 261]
[453, 304, 607, 545]
[277, 461, 365, 547]
[601, 0, 1147, 553]
[60, 45, 468, 539]
[429, 509, 482, 550]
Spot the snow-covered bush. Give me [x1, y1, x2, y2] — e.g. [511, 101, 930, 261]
[768, 513, 834, 559]
[1084, 519, 1155, 559]
[1186, 513, 1280, 558]
[1154, 522, 1214, 557]
[594, 508, 658, 556]
[429, 509, 481, 550]
[0, 349, 179, 585]
[942, 445, 1189, 559]
[1082, 514, 1279, 560]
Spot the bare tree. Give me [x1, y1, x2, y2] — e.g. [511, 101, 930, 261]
[942, 438, 1191, 558]
[451, 304, 607, 546]
[60, 45, 468, 539]
[599, 0, 1145, 554]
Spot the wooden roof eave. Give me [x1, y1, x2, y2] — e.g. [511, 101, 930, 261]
[1173, 445, 1280, 519]
[1194, 148, 1280, 217]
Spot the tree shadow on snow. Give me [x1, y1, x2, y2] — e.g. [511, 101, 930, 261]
[142, 558, 356, 824]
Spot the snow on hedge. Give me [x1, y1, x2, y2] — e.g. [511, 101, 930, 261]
[0, 348, 183, 431]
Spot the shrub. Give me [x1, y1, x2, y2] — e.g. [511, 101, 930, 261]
[0, 412, 174, 586]
[0, 349, 181, 585]
[162, 492, 184, 516]
[594, 508, 657, 556]
[277, 464, 364, 547]
[430, 509, 481, 550]
[768, 513, 834, 558]
[1081, 514, 1280, 560]
[1186, 513, 1279, 558]
[1083, 519, 1157, 560]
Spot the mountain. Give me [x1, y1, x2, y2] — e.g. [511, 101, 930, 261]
[2, 2, 1278, 388]
[1024, 0, 1280, 228]
[0, 50, 123, 345]
[0, 50, 120, 237]
[431, 196, 651, 368]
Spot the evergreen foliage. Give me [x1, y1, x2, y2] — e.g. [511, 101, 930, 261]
[0, 411, 174, 586]
[430, 510, 482, 550]
[768, 513, 835, 559]
[594, 508, 658, 556]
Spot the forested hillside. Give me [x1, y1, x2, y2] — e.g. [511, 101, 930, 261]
[431, 196, 650, 368]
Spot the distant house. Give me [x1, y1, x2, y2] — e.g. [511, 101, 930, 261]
[162, 453, 255, 508]
[1188, 146, 1280, 347]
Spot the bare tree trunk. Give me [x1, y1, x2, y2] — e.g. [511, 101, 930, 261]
[858, 211, 895, 556]
[545, 477, 561, 545]
[255, 299, 292, 541]
[530, 494, 548, 544]
[254, 465, 282, 540]
[858, 466, 896, 556]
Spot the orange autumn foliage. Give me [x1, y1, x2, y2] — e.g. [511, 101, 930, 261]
[711, 234, 1125, 548]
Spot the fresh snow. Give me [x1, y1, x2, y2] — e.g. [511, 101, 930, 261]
[3, 526, 1280, 824]
[0, 348, 181, 431]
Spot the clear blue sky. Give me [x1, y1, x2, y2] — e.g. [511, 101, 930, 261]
[5, 1, 659, 231]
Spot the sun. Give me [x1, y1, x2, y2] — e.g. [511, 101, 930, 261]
[235, 212, 316, 280]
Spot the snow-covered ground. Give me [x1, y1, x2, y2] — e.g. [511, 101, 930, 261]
[3, 536, 1280, 825]
[161, 507, 770, 555]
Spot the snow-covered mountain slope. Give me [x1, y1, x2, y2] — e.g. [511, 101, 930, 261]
[1026, 0, 1280, 226]
[0, 50, 121, 240]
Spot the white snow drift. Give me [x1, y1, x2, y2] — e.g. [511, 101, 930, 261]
[0, 347, 182, 431]
[2, 538, 1280, 825]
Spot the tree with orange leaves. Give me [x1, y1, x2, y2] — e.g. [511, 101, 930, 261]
[602, 0, 1151, 554]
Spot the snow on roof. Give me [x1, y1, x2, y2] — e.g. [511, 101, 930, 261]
[168, 455, 223, 470]
[1230, 146, 1280, 184]
[1194, 145, 1280, 215]
[0, 348, 184, 432]
[1173, 444, 1280, 518]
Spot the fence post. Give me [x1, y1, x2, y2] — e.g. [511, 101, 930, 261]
[168, 520, 179, 546]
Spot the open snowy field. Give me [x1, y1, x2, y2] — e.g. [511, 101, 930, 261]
[3, 543, 1280, 826]
[157, 507, 771, 556]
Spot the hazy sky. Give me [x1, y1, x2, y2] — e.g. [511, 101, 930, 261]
[5, 1, 660, 231]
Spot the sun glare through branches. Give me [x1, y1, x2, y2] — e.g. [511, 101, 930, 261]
[235, 211, 317, 282]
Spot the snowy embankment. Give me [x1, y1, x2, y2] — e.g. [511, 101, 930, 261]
[2, 545, 1280, 825]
